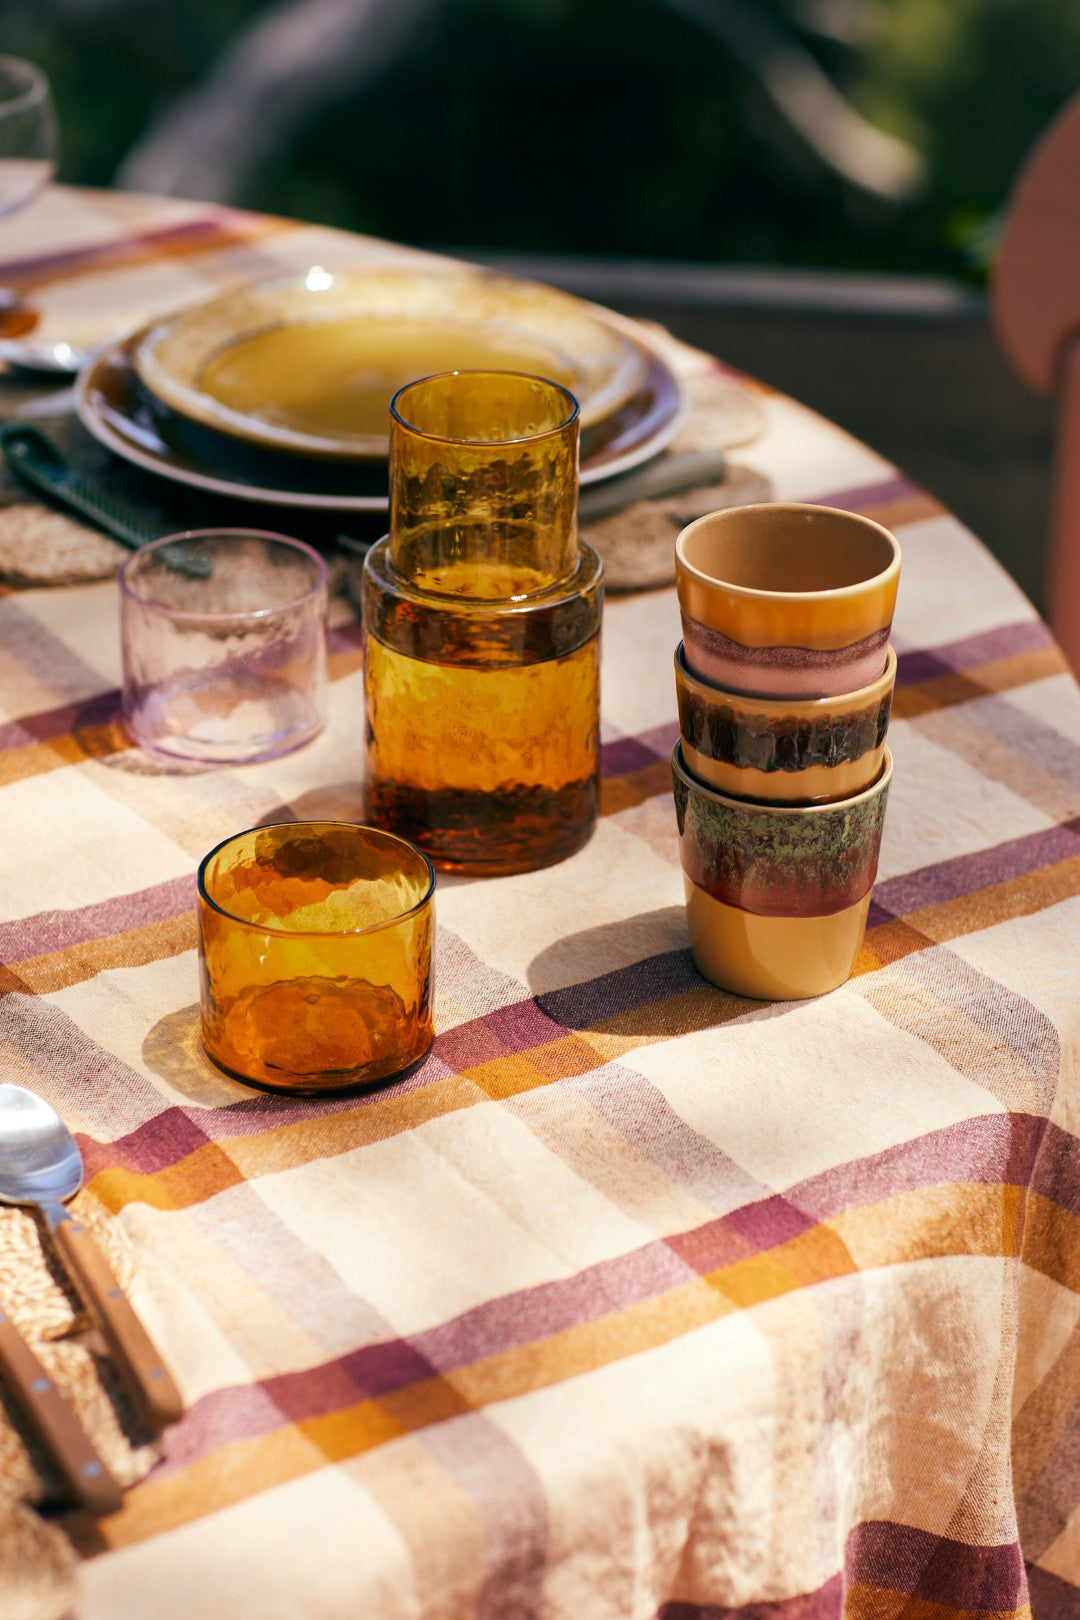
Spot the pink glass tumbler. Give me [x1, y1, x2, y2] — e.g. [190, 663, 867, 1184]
[119, 529, 329, 764]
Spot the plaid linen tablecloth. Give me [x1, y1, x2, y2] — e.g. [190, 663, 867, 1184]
[2, 187, 1080, 1620]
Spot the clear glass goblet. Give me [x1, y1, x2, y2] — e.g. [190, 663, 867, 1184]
[0, 56, 58, 315]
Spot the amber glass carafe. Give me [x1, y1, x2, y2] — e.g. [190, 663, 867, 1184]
[362, 371, 603, 875]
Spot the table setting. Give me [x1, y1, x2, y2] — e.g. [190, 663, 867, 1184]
[1, 150, 1080, 1620]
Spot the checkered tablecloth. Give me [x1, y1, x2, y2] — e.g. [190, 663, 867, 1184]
[2, 186, 1080, 1620]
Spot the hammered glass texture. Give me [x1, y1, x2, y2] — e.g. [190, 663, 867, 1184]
[388, 370, 579, 596]
[119, 530, 328, 764]
[197, 821, 435, 1094]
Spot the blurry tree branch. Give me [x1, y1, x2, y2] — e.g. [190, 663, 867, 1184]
[661, 0, 922, 201]
[109, 0, 920, 215]
[114, 0, 434, 201]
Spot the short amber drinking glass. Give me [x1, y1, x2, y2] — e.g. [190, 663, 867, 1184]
[363, 370, 602, 875]
[197, 821, 435, 1093]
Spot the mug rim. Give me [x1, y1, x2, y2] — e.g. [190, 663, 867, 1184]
[389, 369, 580, 447]
[675, 502, 901, 605]
[672, 738, 893, 816]
[197, 820, 437, 938]
[118, 528, 329, 623]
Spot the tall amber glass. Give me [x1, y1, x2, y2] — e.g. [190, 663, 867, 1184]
[197, 821, 435, 1093]
[388, 369, 579, 594]
[364, 371, 603, 875]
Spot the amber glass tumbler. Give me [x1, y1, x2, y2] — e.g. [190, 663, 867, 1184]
[388, 369, 579, 595]
[364, 371, 602, 875]
[197, 821, 435, 1093]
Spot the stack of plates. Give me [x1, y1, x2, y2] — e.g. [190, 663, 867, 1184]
[76, 265, 689, 514]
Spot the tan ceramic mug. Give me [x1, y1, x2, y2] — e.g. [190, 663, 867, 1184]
[675, 503, 901, 698]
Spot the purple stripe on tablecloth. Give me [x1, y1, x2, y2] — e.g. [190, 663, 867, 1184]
[958, 693, 1080, 787]
[144, 1110, 1067, 1477]
[869, 817, 1080, 921]
[570, 1065, 768, 1216]
[0, 687, 121, 751]
[658, 1574, 843, 1620]
[895, 948, 1061, 1104]
[75, 1057, 452, 1178]
[156, 1237, 700, 1477]
[0, 211, 259, 279]
[639, 720, 681, 758]
[896, 620, 1054, 687]
[847, 1521, 1026, 1609]
[0, 625, 361, 756]
[536, 949, 704, 1030]
[1027, 1564, 1080, 1620]
[602, 735, 665, 776]
[791, 1112, 1044, 1222]
[0, 873, 193, 961]
[807, 476, 920, 511]
[1013, 1387, 1080, 1561]
[328, 621, 363, 655]
[479, 997, 566, 1054]
[1029, 1119, 1080, 1217]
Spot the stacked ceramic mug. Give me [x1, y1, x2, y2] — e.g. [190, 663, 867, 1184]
[672, 502, 901, 1000]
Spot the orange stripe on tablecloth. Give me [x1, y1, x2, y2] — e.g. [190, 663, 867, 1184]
[77, 1420, 355, 1554]
[896, 855, 1080, 946]
[846, 1585, 1030, 1620]
[0, 724, 132, 787]
[94, 1074, 492, 1209]
[98, 1042, 614, 1209]
[857, 857, 1080, 976]
[891, 646, 1068, 720]
[1017, 1189, 1080, 1295]
[859, 493, 946, 529]
[112, 1018, 727, 1208]
[601, 759, 672, 815]
[90, 1139, 246, 1213]
[705, 1221, 858, 1308]
[328, 640, 365, 681]
[89, 1184, 1031, 1549]
[831, 1182, 1024, 1271]
[855, 917, 937, 972]
[0, 911, 196, 996]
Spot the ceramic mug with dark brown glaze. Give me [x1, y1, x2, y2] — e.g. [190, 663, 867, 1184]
[675, 503, 901, 699]
[675, 642, 896, 804]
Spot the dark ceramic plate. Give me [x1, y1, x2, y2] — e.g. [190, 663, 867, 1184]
[76, 326, 688, 513]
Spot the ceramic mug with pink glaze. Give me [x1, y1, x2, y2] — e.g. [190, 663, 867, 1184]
[675, 503, 901, 699]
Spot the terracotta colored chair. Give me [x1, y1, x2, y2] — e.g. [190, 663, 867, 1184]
[992, 92, 1080, 673]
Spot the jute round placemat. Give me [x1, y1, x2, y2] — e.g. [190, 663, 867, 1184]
[0, 370, 770, 591]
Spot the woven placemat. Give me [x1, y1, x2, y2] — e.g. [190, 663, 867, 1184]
[0, 371, 770, 591]
[0, 1199, 162, 1620]
[0, 403, 383, 589]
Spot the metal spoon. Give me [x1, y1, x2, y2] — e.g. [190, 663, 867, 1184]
[0, 1083, 183, 1431]
[0, 337, 89, 376]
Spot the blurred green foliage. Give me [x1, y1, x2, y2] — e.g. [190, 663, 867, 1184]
[5, 0, 1080, 278]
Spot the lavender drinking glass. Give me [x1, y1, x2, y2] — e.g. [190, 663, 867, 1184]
[119, 529, 329, 765]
